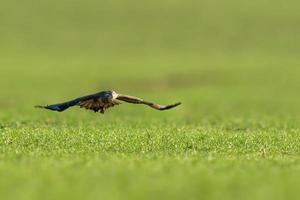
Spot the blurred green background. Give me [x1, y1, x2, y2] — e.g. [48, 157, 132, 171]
[0, 0, 300, 200]
[1, 0, 299, 104]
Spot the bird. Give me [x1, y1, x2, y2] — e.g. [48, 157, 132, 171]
[35, 90, 181, 114]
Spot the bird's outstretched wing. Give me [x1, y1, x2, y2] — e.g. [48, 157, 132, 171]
[35, 93, 105, 112]
[116, 94, 181, 111]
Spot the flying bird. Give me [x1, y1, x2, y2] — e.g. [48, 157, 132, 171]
[36, 90, 181, 114]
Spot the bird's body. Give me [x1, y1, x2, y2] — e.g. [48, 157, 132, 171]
[36, 90, 181, 114]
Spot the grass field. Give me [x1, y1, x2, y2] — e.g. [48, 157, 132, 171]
[1, 0, 300, 199]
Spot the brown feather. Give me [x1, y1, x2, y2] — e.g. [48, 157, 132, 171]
[116, 94, 181, 111]
[77, 98, 118, 113]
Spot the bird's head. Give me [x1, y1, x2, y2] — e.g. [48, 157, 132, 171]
[111, 90, 118, 99]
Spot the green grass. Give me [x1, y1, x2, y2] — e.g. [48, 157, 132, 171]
[1, 0, 300, 199]
[1, 121, 300, 200]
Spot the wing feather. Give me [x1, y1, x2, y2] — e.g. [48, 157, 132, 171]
[116, 94, 181, 111]
[79, 99, 99, 111]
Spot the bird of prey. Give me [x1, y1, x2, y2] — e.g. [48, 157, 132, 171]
[36, 90, 181, 114]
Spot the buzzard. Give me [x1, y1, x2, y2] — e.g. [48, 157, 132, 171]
[36, 90, 181, 114]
